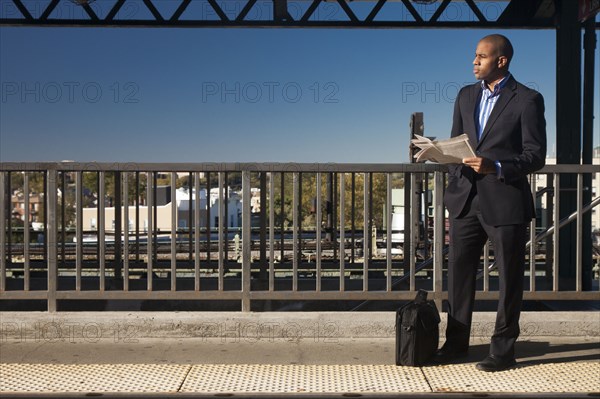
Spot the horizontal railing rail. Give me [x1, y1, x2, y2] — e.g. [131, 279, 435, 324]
[1, 162, 599, 312]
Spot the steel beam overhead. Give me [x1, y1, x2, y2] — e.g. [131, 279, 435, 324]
[2, 0, 593, 28]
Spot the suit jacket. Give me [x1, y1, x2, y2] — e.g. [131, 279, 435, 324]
[444, 75, 547, 226]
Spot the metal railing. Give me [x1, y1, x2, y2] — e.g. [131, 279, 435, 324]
[1, 162, 599, 312]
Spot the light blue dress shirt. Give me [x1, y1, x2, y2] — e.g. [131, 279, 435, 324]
[475, 73, 510, 180]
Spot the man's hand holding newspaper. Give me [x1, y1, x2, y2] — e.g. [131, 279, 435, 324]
[411, 134, 476, 164]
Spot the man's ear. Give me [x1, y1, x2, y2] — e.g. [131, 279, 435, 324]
[498, 56, 508, 68]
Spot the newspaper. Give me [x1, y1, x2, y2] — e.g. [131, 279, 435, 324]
[411, 134, 476, 164]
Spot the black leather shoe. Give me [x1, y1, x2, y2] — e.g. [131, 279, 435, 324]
[476, 355, 517, 372]
[433, 343, 469, 363]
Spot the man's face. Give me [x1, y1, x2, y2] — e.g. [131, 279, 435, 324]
[473, 40, 504, 83]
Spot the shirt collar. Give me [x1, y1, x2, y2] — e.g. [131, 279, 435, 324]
[481, 73, 511, 96]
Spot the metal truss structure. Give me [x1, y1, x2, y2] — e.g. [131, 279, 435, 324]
[3, 0, 596, 29]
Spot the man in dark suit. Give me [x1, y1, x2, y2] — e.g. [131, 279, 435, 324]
[438, 34, 546, 372]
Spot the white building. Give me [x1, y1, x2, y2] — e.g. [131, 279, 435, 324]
[81, 187, 242, 233]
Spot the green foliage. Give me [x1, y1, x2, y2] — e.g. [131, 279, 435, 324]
[7, 169, 410, 236]
[268, 172, 407, 232]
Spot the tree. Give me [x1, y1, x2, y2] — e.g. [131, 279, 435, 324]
[266, 171, 406, 234]
[82, 171, 147, 207]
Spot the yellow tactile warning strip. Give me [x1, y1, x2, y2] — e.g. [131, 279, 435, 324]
[0, 364, 190, 393]
[1, 362, 599, 394]
[423, 362, 600, 393]
[180, 364, 430, 393]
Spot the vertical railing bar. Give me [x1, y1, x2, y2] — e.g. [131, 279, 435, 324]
[280, 172, 285, 263]
[194, 172, 200, 292]
[216, 178, 225, 291]
[529, 176, 537, 292]
[152, 172, 158, 283]
[7, 172, 12, 276]
[114, 170, 123, 280]
[543, 173, 553, 282]
[188, 172, 193, 264]
[0, 172, 6, 292]
[43, 173, 48, 273]
[269, 172, 275, 292]
[224, 172, 229, 267]
[241, 170, 251, 311]
[147, 172, 153, 292]
[597, 173, 600, 294]
[339, 173, 345, 292]
[409, 173, 417, 292]
[135, 172, 140, 263]
[114, 171, 122, 281]
[433, 171, 444, 308]
[259, 172, 267, 288]
[334, 173, 338, 260]
[171, 172, 177, 292]
[386, 173, 392, 292]
[47, 169, 58, 312]
[24, 172, 30, 291]
[423, 173, 430, 265]
[369, 173, 373, 266]
[293, 172, 299, 292]
[218, 172, 225, 291]
[98, 171, 106, 292]
[123, 172, 129, 291]
[576, 173, 583, 292]
[351, 173, 356, 264]
[299, 173, 303, 276]
[363, 172, 369, 292]
[60, 172, 66, 271]
[316, 173, 322, 292]
[333, 173, 338, 261]
[206, 172, 211, 270]
[553, 173, 560, 292]
[94, 171, 100, 283]
[75, 172, 83, 292]
[483, 242, 490, 292]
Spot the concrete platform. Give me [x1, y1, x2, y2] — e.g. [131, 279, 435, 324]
[0, 311, 599, 398]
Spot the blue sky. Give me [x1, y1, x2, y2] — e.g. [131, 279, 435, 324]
[0, 5, 598, 163]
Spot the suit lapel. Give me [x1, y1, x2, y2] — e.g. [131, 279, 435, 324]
[477, 76, 517, 148]
[466, 84, 481, 147]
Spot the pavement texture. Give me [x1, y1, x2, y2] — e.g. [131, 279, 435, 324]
[0, 311, 599, 398]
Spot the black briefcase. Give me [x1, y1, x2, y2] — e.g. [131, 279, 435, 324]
[395, 289, 440, 366]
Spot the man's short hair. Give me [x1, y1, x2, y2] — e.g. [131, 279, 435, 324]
[480, 34, 514, 65]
